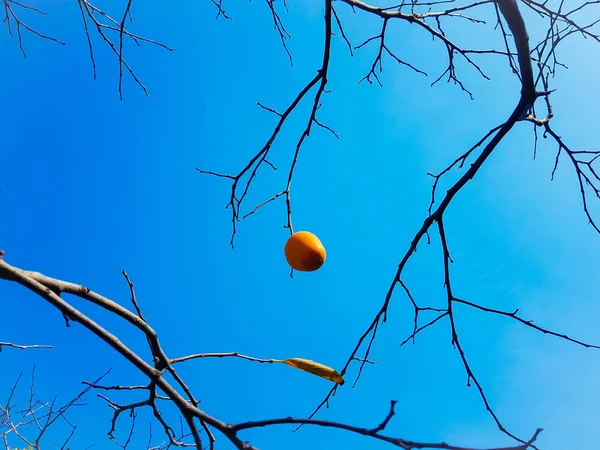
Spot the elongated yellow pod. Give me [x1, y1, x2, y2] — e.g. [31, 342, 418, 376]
[280, 357, 345, 385]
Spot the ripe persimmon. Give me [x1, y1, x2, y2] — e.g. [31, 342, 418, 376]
[284, 231, 326, 272]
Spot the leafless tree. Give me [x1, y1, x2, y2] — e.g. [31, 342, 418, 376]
[0, 365, 101, 450]
[1, 0, 599, 449]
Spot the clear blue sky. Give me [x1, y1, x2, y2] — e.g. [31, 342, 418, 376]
[1, 1, 599, 449]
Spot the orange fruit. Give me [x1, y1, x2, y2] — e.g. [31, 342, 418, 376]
[284, 231, 326, 272]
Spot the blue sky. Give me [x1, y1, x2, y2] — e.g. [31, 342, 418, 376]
[1, 1, 599, 449]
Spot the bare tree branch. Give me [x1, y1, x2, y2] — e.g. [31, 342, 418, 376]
[0, 343, 52, 351]
[0, 366, 105, 449]
[0, 253, 545, 450]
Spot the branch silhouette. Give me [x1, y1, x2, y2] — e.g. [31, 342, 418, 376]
[0, 256, 544, 449]
[2, 0, 599, 448]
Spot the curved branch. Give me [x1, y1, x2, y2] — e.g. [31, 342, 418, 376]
[0, 255, 537, 450]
